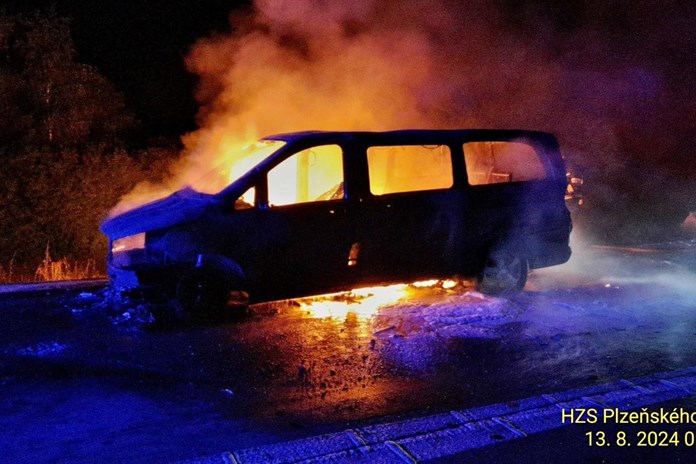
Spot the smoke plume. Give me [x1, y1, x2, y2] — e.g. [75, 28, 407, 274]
[113, 0, 695, 243]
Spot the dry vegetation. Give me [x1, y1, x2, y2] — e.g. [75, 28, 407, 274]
[0, 246, 104, 285]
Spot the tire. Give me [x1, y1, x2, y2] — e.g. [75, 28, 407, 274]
[176, 269, 247, 320]
[476, 249, 528, 295]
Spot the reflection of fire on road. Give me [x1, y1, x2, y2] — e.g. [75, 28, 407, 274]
[259, 278, 511, 420]
[296, 279, 459, 320]
[288, 277, 517, 346]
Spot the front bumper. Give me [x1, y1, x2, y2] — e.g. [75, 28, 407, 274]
[108, 249, 160, 289]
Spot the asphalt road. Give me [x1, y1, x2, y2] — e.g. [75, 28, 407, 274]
[1, 242, 695, 463]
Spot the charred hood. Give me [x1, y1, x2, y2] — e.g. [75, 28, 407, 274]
[101, 188, 220, 240]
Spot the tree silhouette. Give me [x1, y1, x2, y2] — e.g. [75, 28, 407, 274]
[0, 12, 137, 153]
[0, 11, 173, 272]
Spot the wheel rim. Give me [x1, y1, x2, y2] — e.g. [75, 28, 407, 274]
[177, 271, 224, 314]
[176, 270, 248, 319]
[480, 251, 526, 293]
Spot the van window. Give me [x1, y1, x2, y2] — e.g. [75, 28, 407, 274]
[268, 145, 343, 206]
[234, 187, 255, 210]
[367, 145, 453, 195]
[463, 141, 547, 185]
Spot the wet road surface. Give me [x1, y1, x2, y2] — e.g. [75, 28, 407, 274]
[1, 242, 696, 463]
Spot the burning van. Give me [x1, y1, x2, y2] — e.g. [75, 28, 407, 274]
[101, 130, 572, 315]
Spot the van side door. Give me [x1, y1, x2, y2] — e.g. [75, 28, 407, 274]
[354, 143, 466, 281]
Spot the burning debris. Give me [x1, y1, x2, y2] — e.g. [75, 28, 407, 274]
[295, 279, 462, 320]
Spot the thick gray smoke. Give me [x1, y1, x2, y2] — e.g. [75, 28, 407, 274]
[185, 0, 663, 152]
[116, 0, 695, 243]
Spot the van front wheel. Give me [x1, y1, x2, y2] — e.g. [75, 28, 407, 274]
[176, 269, 247, 320]
[476, 250, 528, 295]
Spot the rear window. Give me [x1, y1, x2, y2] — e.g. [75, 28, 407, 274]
[367, 145, 453, 195]
[463, 141, 547, 185]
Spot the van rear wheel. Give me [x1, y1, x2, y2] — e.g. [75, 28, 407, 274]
[476, 250, 528, 294]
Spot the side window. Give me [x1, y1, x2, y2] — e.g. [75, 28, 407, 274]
[367, 145, 453, 196]
[234, 187, 255, 211]
[463, 141, 547, 185]
[268, 145, 344, 207]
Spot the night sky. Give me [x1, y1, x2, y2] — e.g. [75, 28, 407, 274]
[3, 0, 249, 136]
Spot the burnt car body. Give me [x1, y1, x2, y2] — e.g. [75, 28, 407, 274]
[101, 129, 572, 312]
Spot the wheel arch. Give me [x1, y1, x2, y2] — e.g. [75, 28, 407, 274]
[193, 253, 247, 289]
[475, 234, 529, 294]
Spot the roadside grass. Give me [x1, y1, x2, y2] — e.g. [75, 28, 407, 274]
[0, 245, 104, 284]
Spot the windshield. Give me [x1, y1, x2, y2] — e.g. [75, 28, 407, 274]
[190, 140, 286, 194]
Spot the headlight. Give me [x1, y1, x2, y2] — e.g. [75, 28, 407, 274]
[111, 233, 146, 253]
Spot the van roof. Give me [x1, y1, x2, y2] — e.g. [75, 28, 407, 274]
[261, 129, 557, 146]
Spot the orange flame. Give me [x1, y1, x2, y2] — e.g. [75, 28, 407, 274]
[297, 279, 459, 320]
